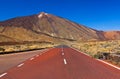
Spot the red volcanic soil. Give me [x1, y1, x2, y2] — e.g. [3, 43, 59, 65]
[103, 31, 120, 40]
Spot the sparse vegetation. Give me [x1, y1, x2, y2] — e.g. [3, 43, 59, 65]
[0, 47, 5, 52]
[93, 52, 103, 59]
[0, 42, 59, 54]
[72, 40, 120, 55]
[72, 40, 120, 67]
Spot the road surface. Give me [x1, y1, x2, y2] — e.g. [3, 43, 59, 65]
[0, 45, 120, 79]
[0, 49, 48, 74]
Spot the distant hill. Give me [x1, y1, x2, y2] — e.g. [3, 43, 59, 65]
[0, 12, 120, 45]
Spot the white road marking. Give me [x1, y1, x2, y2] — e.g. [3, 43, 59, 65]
[71, 47, 90, 57]
[30, 58, 34, 60]
[40, 53, 42, 55]
[36, 55, 39, 57]
[71, 47, 120, 70]
[0, 73, 7, 78]
[61, 45, 63, 51]
[81, 52, 90, 57]
[62, 53, 64, 55]
[62, 48, 63, 52]
[64, 59, 67, 65]
[97, 59, 120, 70]
[17, 63, 24, 67]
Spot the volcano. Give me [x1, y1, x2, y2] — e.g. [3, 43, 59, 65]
[0, 12, 120, 44]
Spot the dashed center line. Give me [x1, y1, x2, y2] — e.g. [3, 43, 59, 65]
[62, 53, 64, 55]
[62, 48, 63, 52]
[64, 59, 67, 65]
[17, 63, 24, 67]
[30, 58, 34, 60]
[0, 73, 7, 78]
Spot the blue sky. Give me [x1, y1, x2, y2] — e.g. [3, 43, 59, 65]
[0, 0, 120, 31]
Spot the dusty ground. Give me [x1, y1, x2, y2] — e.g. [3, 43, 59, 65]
[0, 49, 49, 74]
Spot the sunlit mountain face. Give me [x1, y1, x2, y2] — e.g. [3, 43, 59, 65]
[0, 12, 120, 44]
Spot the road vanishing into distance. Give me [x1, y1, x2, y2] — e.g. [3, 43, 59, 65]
[0, 45, 120, 79]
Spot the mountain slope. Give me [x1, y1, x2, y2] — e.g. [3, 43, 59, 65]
[0, 12, 120, 44]
[103, 31, 120, 40]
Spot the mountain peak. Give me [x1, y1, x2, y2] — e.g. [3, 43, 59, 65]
[1, 12, 120, 42]
[38, 12, 48, 18]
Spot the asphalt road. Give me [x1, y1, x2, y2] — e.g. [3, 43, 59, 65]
[0, 49, 48, 74]
[0, 46, 120, 79]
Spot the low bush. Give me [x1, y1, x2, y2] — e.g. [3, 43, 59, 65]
[0, 47, 5, 52]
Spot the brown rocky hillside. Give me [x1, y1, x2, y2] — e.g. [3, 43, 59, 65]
[0, 12, 120, 45]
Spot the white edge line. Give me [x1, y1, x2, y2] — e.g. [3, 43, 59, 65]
[64, 59, 67, 64]
[29, 48, 53, 60]
[30, 58, 34, 60]
[71, 47, 90, 57]
[62, 48, 63, 52]
[70, 47, 120, 71]
[0, 73, 7, 78]
[72, 47, 120, 70]
[36, 55, 39, 57]
[17, 63, 24, 67]
[40, 53, 42, 55]
[97, 59, 120, 70]
[39, 47, 54, 55]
